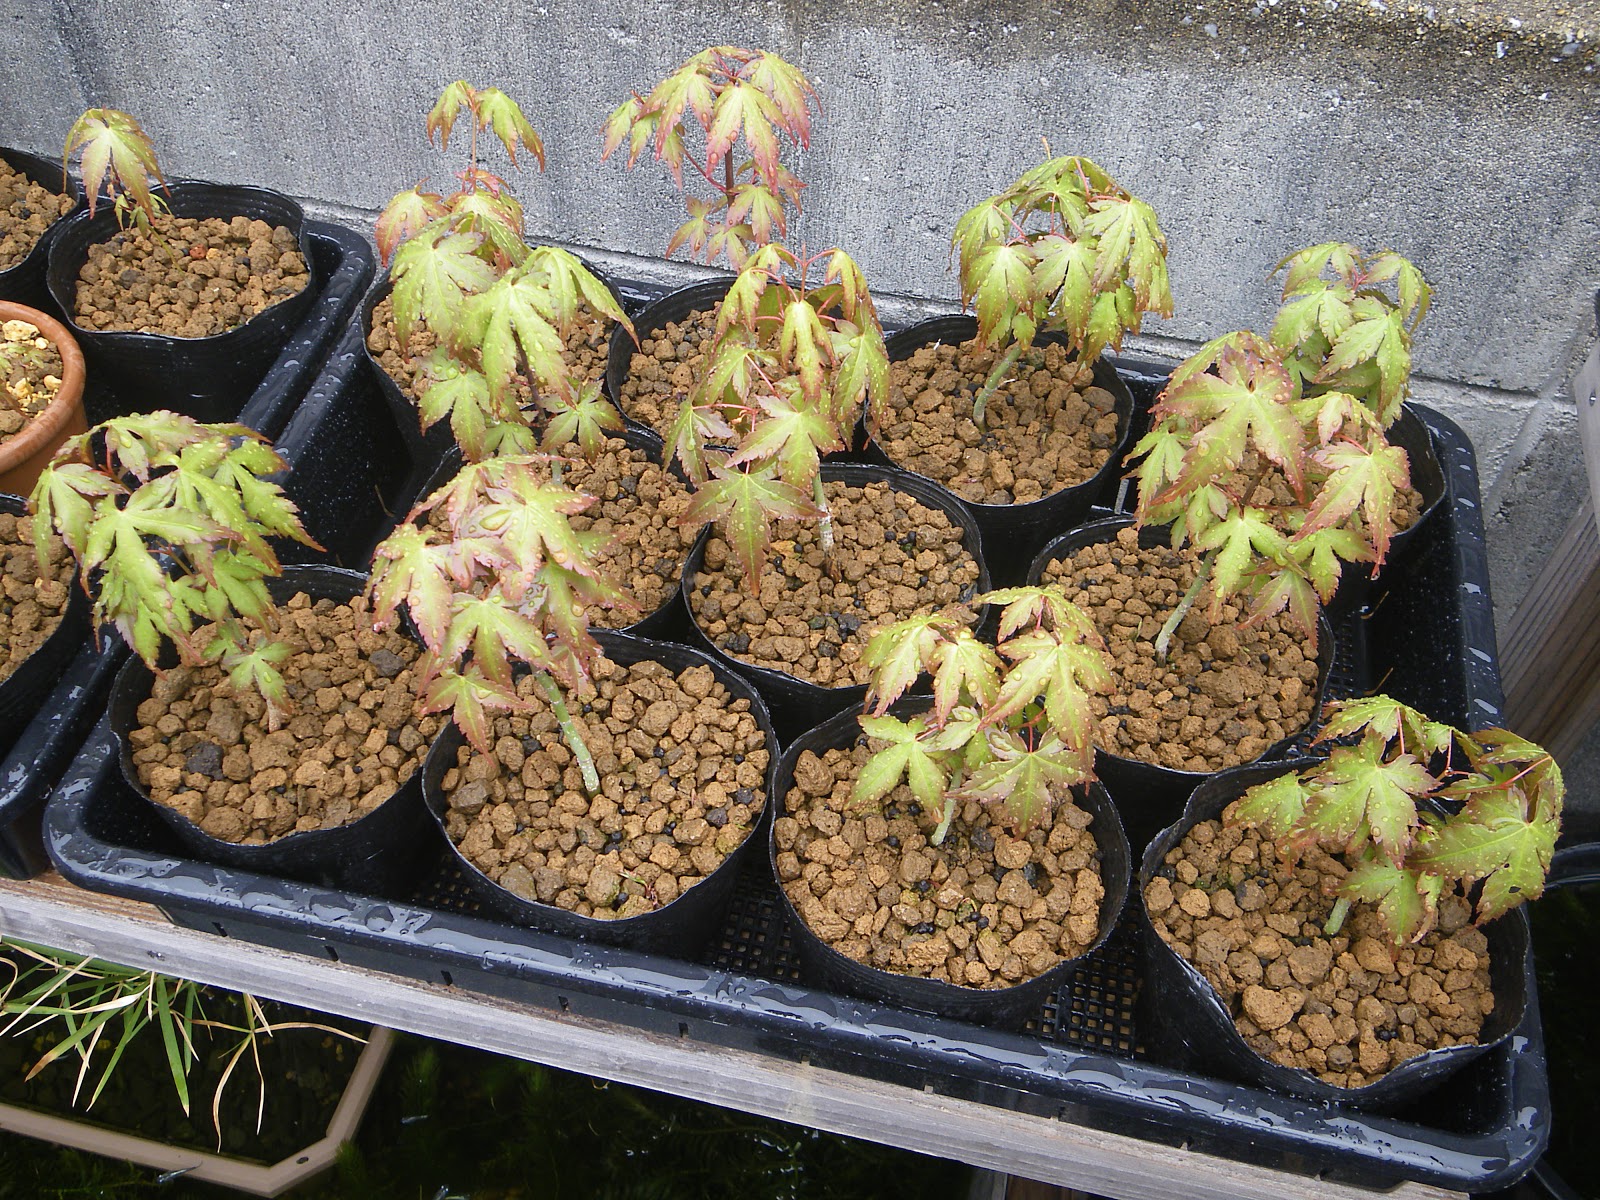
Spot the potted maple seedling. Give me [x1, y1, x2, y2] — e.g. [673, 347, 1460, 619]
[772, 583, 1129, 1026]
[369, 455, 776, 950]
[46, 109, 317, 423]
[368, 82, 632, 464]
[601, 46, 821, 436]
[32, 411, 443, 889]
[1141, 694, 1560, 1105]
[867, 156, 1170, 580]
[669, 243, 985, 734]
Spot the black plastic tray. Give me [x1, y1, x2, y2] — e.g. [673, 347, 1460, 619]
[0, 219, 374, 878]
[40, 273, 1543, 1189]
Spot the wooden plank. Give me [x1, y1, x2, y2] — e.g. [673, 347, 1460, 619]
[0, 875, 1462, 1200]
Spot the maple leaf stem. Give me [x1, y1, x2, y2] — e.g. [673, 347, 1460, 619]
[533, 670, 600, 795]
[1324, 895, 1352, 937]
[930, 796, 958, 847]
[812, 475, 835, 556]
[1155, 552, 1214, 662]
[972, 343, 1023, 430]
[724, 154, 734, 197]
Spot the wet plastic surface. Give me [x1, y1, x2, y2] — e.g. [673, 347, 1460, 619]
[0, 220, 372, 879]
[40, 276, 1542, 1191]
[0, 148, 83, 316]
[47, 183, 327, 426]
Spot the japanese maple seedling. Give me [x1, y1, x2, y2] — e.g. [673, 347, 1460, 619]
[30, 412, 320, 725]
[62, 107, 169, 230]
[951, 155, 1172, 425]
[853, 585, 1112, 843]
[367, 456, 631, 793]
[669, 243, 888, 592]
[380, 83, 633, 462]
[1232, 695, 1563, 944]
[603, 46, 820, 266]
[1127, 246, 1432, 657]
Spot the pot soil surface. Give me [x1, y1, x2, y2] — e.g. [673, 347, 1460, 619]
[778, 741, 1105, 989]
[615, 306, 718, 436]
[878, 337, 1119, 505]
[0, 511, 72, 688]
[1146, 810, 1494, 1088]
[73, 215, 308, 337]
[366, 294, 610, 413]
[425, 436, 694, 625]
[690, 480, 980, 687]
[1040, 527, 1318, 771]
[127, 593, 441, 843]
[0, 318, 63, 438]
[0, 160, 72, 272]
[441, 655, 768, 919]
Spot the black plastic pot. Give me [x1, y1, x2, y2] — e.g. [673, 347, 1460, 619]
[679, 462, 991, 742]
[421, 630, 778, 955]
[1137, 759, 1531, 1111]
[1027, 515, 1335, 853]
[0, 494, 90, 757]
[0, 148, 83, 315]
[106, 564, 434, 896]
[604, 277, 731, 435]
[863, 315, 1136, 586]
[46, 180, 318, 424]
[770, 701, 1129, 1029]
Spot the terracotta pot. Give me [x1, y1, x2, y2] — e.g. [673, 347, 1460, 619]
[0, 300, 86, 496]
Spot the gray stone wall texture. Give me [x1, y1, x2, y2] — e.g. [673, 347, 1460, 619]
[7, 0, 1600, 794]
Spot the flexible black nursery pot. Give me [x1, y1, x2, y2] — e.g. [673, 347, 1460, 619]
[0, 147, 83, 315]
[863, 315, 1135, 586]
[420, 630, 779, 956]
[1027, 516, 1335, 854]
[680, 461, 991, 743]
[1136, 759, 1531, 1112]
[604, 277, 732, 433]
[770, 700, 1130, 1029]
[106, 565, 434, 896]
[46, 181, 317, 424]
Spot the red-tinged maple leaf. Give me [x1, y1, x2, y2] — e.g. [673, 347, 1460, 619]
[376, 187, 448, 266]
[1302, 732, 1438, 864]
[1299, 438, 1409, 565]
[63, 108, 167, 224]
[1158, 336, 1302, 496]
[1317, 696, 1455, 761]
[368, 523, 457, 647]
[389, 230, 497, 343]
[1081, 193, 1172, 317]
[475, 87, 545, 169]
[982, 585, 1099, 644]
[954, 730, 1090, 835]
[853, 713, 953, 812]
[600, 96, 649, 166]
[927, 628, 1002, 724]
[727, 386, 840, 491]
[860, 612, 954, 715]
[1233, 770, 1316, 842]
[1194, 508, 1287, 607]
[446, 188, 527, 269]
[990, 628, 1111, 770]
[677, 464, 818, 594]
[744, 51, 818, 147]
[423, 666, 525, 754]
[1341, 855, 1443, 944]
[540, 381, 624, 458]
[1241, 568, 1320, 648]
[1413, 783, 1559, 923]
[665, 394, 735, 488]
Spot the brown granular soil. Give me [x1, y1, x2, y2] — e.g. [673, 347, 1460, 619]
[126, 593, 441, 844]
[877, 337, 1121, 504]
[614, 306, 718, 436]
[0, 319, 64, 438]
[1040, 526, 1318, 771]
[366, 293, 612, 416]
[73, 214, 308, 337]
[777, 740, 1105, 988]
[0, 160, 73, 271]
[424, 437, 694, 624]
[1146, 811, 1494, 1088]
[689, 480, 981, 687]
[0, 513, 73, 687]
[440, 655, 769, 919]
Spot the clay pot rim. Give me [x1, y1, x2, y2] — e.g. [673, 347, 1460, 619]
[0, 300, 87, 482]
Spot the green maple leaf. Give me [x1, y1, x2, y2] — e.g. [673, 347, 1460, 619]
[861, 612, 953, 715]
[678, 464, 818, 594]
[990, 628, 1111, 768]
[970, 242, 1037, 349]
[1318, 303, 1412, 424]
[1317, 695, 1455, 761]
[1194, 508, 1287, 606]
[1300, 438, 1410, 564]
[727, 183, 785, 244]
[465, 269, 566, 405]
[1342, 856, 1442, 944]
[390, 230, 498, 343]
[827, 319, 889, 432]
[376, 187, 447, 266]
[928, 628, 1002, 724]
[1275, 242, 1362, 298]
[952, 198, 1013, 283]
[1244, 568, 1320, 646]
[31, 460, 120, 567]
[222, 639, 292, 728]
[540, 381, 624, 458]
[1303, 732, 1437, 862]
[853, 713, 952, 812]
[1128, 423, 1190, 526]
[1413, 784, 1559, 922]
[1032, 231, 1098, 348]
[369, 523, 457, 648]
[483, 474, 597, 583]
[665, 395, 735, 487]
[439, 592, 553, 688]
[777, 297, 830, 407]
[1081, 193, 1172, 317]
[982, 585, 1100, 645]
[474, 87, 545, 169]
[63, 108, 166, 224]
[1158, 335, 1301, 497]
[954, 730, 1090, 834]
[600, 95, 649, 166]
[1233, 770, 1315, 841]
[1285, 524, 1367, 604]
[446, 189, 527, 268]
[727, 386, 840, 490]
[423, 665, 524, 754]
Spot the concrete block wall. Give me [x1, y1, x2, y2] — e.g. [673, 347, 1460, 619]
[7, 0, 1600, 796]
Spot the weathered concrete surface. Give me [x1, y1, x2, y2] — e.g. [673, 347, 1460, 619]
[7, 0, 1600, 789]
